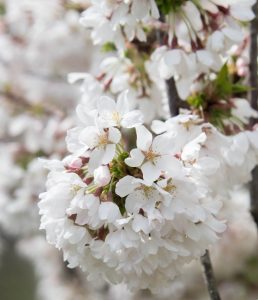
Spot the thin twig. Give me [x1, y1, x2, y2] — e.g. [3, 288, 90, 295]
[201, 250, 221, 300]
[249, 2, 258, 228]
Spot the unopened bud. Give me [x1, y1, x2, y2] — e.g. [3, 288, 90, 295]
[94, 165, 111, 187]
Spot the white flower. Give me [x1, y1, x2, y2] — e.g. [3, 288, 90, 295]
[125, 125, 177, 184]
[79, 126, 121, 171]
[97, 92, 143, 128]
[115, 175, 160, 215]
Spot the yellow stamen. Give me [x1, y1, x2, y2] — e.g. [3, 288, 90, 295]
[112, 111, 121, 125]
[98, 133, 108, 146]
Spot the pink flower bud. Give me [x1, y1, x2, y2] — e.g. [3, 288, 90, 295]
[69, 158, 82, 170]
[94, 166, 111, 187]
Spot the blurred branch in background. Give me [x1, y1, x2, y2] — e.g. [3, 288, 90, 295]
[250, 1, 258, 227]
[0, 90, 64, 117]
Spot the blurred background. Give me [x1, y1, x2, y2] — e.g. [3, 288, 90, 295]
[0, 1, 258, 299]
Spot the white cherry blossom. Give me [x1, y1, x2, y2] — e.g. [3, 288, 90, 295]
[79, 125, 121, 171]
[97, 92, 143, 128]
[125, 125, 177, 184]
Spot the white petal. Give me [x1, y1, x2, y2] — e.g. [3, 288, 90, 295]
[132, 214, 151, 234]
[197, 50, 214, 67]
[181, 132, 207, 162]
[80, 194, 99, 209]
[125, 190, 145, 213]
[115, 175, 141, 197]
[89, 148, 105, 171]
[125, 148, 145, 167]
[108, 127, 121, 144]
[183, 1, 203, 31]
[231, 4, 255, 21]
[136, 125, 153, 151]
[121, 110, 144, 128]
[99, 202, 121, 222]
[141, 162, 161, 184]
[79, 126, 99, 149]
[131, 0, 148, 19]
[102, 144, 116, 164]
[206, 215, 226, 233]
[163, 49, 181, 68]
[116, 90, 130, 115]
[150, 0, 160, 18]
[97, 96, 116, 114]
[151, 120, 167, 134]
[199, 0, 218, 13]
[152, 134, 173, 154]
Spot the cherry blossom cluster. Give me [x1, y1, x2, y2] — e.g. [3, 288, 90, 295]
[148, 0, 256, 98]
[39, 88, 258, 292]
[78, 1, 257, 131]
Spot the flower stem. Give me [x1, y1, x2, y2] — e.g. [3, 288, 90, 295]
[201, 250, 221, 300]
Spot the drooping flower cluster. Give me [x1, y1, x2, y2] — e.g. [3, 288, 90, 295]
[39, 88, 258, 292]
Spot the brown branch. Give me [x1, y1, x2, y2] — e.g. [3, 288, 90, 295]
[201, 250, 221, 300]
[165, 77, 181, 116]
[157, 14, 183, 117]
[250, 3, 258, 115]
[249, 2, 258, 228]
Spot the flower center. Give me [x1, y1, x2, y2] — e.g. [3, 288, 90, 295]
[164, 183, 176, 194]
[112, 111, 121, 125]
[98, 132, 108, 146]
[145, 150, 158, 162]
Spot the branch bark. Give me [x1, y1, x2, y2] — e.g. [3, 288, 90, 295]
[201, 250, 221, 300]
[157, 14, 184, 117]
[165, 77, 180, 116]
[249, 2, 258, 228]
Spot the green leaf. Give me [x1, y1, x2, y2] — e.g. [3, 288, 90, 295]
[215, 64, 232, 98]
[155, 0, 185, 14]
[101, 42, 116, 53]
[187, 94, 204, 108]
[232, 83, 250, 94]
